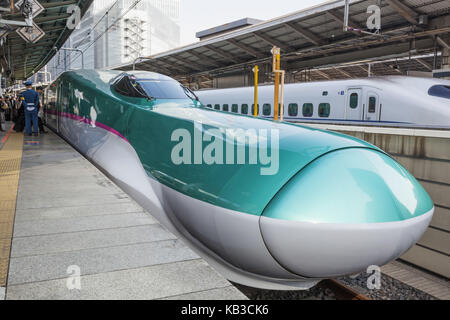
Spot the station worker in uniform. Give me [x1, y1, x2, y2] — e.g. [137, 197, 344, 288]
[20, 80, 40, 137]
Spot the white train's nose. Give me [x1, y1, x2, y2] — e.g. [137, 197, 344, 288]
[259, 148, 434, 278]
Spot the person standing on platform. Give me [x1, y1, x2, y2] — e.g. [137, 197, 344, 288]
[35, 86, 48, 134]
[20, 81, 40, 137]
[0, 97, 7, 132]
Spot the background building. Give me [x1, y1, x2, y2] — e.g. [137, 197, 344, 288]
[44, 0, 180, 81]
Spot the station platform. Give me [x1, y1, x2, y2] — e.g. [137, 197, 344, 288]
[0, 125, 247, 300]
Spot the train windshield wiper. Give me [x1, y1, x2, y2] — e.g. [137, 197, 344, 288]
[132, 81, 155, 101]
[182, 86, 199, 101]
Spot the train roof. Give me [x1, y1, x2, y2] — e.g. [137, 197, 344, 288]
[128, 71, 176, 82]
[60, 69, 177, 84]
[196, 76, 450, 93]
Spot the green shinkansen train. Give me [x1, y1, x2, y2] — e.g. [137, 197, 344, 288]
[43, 70, 434, 290]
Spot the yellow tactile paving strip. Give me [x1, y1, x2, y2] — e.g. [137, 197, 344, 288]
[0, 130, 24, 287]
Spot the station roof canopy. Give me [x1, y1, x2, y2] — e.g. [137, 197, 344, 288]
[1, 0, 93, 81]
[196, 18, 263, 41]
[116, 0, 450, 85]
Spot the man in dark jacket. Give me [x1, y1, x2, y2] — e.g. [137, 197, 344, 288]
[20, 81, 40, 136]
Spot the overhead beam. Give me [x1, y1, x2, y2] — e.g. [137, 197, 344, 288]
[34, 14, 71, 24]
[227, 38, 265, 59]
[42, 0, 78, 9]
[313, 69, 331, 79]
[205, 45, 240, 63]
[436, 36, 450, 50]
[253, 32, 293, 52]
[158, 59, 192, 74]
[416, 58, 433, 71]
[168, 56, 204, 72]
[287, 37, 434, 71]
[132, 59, 166, 74]
[284, 22, 324, 46]
[288, 26, 450, 64]
[326, 10, 363, 36]
[358, 64, 377, 77]
[334, 67, 352, 78]
[189, 51, 222, 68]
[385, 0, 418, 24]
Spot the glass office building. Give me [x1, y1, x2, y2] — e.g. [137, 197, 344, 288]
[46, 0, 180, 80]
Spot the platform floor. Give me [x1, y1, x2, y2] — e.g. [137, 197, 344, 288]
[0, 127, 246, 300]
[382, 261, 450, 300]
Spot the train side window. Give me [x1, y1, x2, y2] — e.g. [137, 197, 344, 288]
[241, 104, 249, 114]
[322, 91, 328, 96]
[206, 104, 212, 108]
[368, 97, 376, 113]
[288, 103, 298, 117]
[214, 104, 220, 110]
[263, 104, 271, 116]
[232, 104, 239, 113]
[349, 93, 358, 109]
[252, 104, 259, 115]
[302, 103, 313, 117]
[428, 85, 450, 99]
[319, 103, 331, 117]
[223, 104, 229, 112]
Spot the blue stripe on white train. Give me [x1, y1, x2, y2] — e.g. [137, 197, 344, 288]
[195, 76, 450, 129]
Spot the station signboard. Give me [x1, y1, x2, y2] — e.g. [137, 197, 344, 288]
[16, 22, 45, 43]
[14, 0, 44, 18]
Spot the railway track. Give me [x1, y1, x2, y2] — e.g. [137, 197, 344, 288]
[323, 280, 370, 300]
[233, 279, 370, 300]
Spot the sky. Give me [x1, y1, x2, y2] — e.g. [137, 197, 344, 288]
[179, 0, 331, 46]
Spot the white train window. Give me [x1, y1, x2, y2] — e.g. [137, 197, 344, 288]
[368, 97, 376, 113]
[206, 104, 212, 108]
[223, 104, 229, 112]
[288, 104, 298, 117]
[350, 93, 358, 109]
[232, 104, 239, 113]
[214, 104, 220, 110]
[319, 103, 331, 118]
[241, 104, 249, 114]
[303, 103, 313, 117]
[263, 104, 271, 116]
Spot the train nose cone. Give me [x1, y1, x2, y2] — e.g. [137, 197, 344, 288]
[260, 148, 434, 278]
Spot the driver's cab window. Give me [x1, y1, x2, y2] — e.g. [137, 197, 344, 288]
[112, 74, 197, 101]
[113, 76, 146, 98]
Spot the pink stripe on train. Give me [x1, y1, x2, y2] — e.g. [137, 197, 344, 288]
[44, 109, 130, 143]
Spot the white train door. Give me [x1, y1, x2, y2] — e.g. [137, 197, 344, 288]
[364, 91, 380, 122]
[346, 88, 363, 121]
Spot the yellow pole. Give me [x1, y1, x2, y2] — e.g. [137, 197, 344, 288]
[280, 70, 285, 121]
[253, 65, 258, 117]
[273, 47, 280, 121]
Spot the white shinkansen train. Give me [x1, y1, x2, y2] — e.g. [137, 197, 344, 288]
[195, 76, 450, 129]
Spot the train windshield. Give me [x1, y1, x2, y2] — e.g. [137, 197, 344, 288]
[428, 85, 450, 99]
[138, 80, 194, 100]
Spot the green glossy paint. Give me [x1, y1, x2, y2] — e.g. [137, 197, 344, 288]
[45, 70, 433, 222]
[262, 148, 434, 223]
